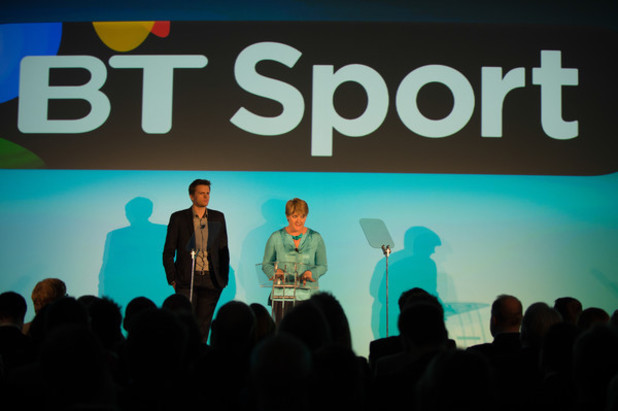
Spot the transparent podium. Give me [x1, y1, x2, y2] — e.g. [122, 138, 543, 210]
[256, 261, 319, 323]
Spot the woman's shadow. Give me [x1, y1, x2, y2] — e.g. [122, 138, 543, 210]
[236, 198, 286, 307]
[369, 226, 442, 339]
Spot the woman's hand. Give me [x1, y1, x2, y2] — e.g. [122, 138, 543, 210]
[272, 268, 285, 283]
[300, 270, 314, 286]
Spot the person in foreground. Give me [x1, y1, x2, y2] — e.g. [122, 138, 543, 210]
[262, 198, 327, 324]
[163, 178, 230, 342]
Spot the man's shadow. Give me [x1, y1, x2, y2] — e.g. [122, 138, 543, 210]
[98, 197, 172, 310]
[369, 226, 442, 339]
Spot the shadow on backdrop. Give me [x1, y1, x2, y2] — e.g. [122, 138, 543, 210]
[370, 226, 442, 338]
[369, 225, 490, 343]
[98, 197, 172, 310]
[237, 198, 287, 307]
[591, 268, 618, 299]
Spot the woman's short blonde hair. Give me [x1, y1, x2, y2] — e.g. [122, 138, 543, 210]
[285, 198, 309, 216]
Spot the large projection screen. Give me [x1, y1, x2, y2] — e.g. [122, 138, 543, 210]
[1, 1, 617, 357]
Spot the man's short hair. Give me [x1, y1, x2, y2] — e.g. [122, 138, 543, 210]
[0, 291, 28, 323]
[189, 179, 211, 196]
[398, 302, 448, 349]
[491, 294, 523, 328]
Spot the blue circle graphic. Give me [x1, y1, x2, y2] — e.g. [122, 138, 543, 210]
[0, 23, 62, 103]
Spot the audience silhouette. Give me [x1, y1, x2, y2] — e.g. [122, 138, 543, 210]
[371, 297, 451, 411]
[554, 296, 583, 325]
[119, 306, 190, 410]
[0, 291, 33, 375]
[192, 300, 257, 410]
[536, 321, 581, 410]
[22, 278, 66, 336]
[1, 280, 616, 411]
[249, 302, 276, 343]
[123, 295, 157, 334]
[416, 349, 495, 411]
[466, 294, 525, 410]
[39, 323, 117, 410]
[249, 332, 313, 411]
[572, 323, 618, 411]
[277, 299, 332, 353]
[368, 287, 450, 371]
[577, 306, 610, 331]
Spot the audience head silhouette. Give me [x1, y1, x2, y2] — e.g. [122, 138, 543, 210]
[490, 294, 523, 336]
[44, 296, 90, 335]
[554, 296, 582, 325]
[210, 300, 256, 355]
[87, 296, 124, 351]
[572, 324, 618, 411]
[250, 302, 276, 343]
[125, 307, 188, 384]
[277, 300, 332, 352]
[577, 307, 610, 331]
[399, 287, 442, 313]
[309, 291, 353, 350]
[39, 323, 116, 409]
[2, 281, 616, 411]
[162, 292, 193, 314]
[250, 333, 313, 411]
[417, 349, 495, 411]
[520, 302, 561, 350]
[0, 291, 27, 328]
[123, 296, 156, 333]
[31, 278, 66, 314]
[398, 301, 448, 353]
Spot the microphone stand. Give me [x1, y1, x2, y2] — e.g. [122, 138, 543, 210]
[359, 218, 395, 338]
[189, 249, 196, 303]
[381, 244, 392, 336]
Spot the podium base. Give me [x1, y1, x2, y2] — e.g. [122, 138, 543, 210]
[272, 299, 299, 325]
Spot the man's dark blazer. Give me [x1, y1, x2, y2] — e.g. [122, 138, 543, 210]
[163, 207, 230, 289]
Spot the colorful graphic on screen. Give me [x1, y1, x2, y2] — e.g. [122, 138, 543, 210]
[1, 17, 616, 358]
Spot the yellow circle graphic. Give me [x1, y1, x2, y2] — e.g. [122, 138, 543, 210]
[93, 21, 156, 52]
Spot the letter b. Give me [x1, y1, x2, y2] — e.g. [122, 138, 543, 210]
[18, 55, 110, 134]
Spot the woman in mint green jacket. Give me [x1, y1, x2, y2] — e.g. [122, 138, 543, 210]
[262, 198, 327, 323]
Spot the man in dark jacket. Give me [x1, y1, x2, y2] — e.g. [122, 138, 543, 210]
[163, 179, 230, 343]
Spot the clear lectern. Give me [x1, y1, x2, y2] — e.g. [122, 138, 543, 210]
[256, 261, 319, 324]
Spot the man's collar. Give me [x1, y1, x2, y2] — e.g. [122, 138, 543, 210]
[192, 206, 208, 219]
